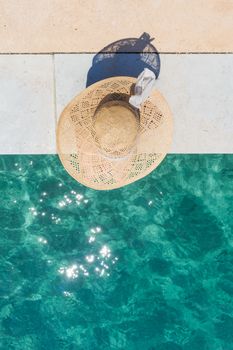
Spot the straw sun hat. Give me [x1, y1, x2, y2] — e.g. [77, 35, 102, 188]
[57, 76, 173, 190]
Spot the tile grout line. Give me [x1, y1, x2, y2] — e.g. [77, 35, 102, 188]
[1, 52, 233, 55]
[52, 54, 58, 149]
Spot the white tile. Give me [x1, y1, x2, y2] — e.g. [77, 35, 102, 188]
[1, 54, 231, 154]
[55, 53, 233, 153]
[54, 54, 94, 117]
[0, 55, 56, 154]
[157, 54, 233, 153]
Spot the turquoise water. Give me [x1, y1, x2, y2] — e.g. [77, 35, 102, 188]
[0, 154, 232, 350]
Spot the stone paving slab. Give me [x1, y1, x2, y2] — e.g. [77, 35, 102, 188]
[55, 53, 233, 153]
[0, 0, 233, 53]
[0, 53, 232, 154]
[0, 55, 56, 154]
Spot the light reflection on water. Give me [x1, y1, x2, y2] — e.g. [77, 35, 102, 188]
[28, 188, 91, 220]
[86, 255, 95, 263]
[38, 237, 47, 245]
[57, 239, 118, 281]
[56, 228, 118, 280]
[27, 185, 119, 283]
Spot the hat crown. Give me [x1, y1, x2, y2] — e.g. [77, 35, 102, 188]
[93, 101, 139, 158]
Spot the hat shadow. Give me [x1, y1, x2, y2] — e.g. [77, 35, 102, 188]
[86, 32, 160, 87]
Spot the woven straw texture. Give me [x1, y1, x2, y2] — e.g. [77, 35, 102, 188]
[93, 100, 140, 158]
[57, 77, 173, 190]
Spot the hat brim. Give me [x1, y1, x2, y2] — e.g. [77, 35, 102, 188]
[57, 77, 173, 190]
